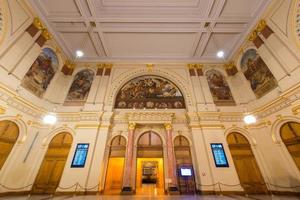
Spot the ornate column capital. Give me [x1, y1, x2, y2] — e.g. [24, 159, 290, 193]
[33, 17, 44, 30]
[128, 122, 136, 130]
[164, 123, 172, 131]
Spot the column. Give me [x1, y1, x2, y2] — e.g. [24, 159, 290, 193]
[122, 122, 135, 193]
[164, 123, 178, 192]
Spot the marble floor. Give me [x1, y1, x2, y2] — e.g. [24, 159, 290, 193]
[0, 195, 299, 200]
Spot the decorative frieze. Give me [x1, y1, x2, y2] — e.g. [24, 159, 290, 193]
[126, 112, 174, 124]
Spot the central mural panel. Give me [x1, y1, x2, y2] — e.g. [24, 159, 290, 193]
[115, 76, 185, 109]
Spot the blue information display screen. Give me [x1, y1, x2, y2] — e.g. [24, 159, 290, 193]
[211, 143, 229, 167]
[71, 143, 89, 168]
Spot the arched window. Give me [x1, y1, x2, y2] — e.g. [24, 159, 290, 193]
[32, 132, 73, 194]
[115, 76, 185, 109]
[105, 135, 127, 194]
[280, 122, 300, 170]
[206, 69, 235, 106]
[240, 49, 277, 98]
[64, 69, 94, 106]
[227, 132, 267, 194]
[21, 48, 59, 98]
[0, 120, 19, 170]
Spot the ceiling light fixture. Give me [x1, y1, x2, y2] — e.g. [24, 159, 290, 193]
[243, 114, 256, 125]
[43, 113, 57, 125]
[76, 50, 84, 58]
[217, 50, 225, 58]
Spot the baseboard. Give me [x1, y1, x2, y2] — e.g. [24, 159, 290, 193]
[0, 191, 30, 197]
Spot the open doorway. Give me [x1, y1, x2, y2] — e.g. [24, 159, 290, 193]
[136, 131, 165, 195]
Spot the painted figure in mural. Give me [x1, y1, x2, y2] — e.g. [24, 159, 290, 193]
[115, 76, 185, 109]
[21, 48, 58, 98]
[241, 49, 277, 98]
[65, 70, 94, 105]
[206, 69, 235, 106]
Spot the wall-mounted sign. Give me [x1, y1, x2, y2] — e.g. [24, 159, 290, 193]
[71, 143, 89, 168]
[211, 143, 229, 167]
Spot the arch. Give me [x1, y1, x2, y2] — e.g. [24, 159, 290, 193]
[224, 127, 257, 146]
[32, 132, 73, 194]
[279, 121, 300, 170]
[0, 120, 19, 170]
[270, 115, 300, 143]
[135, 130, 165, 194]
[205, 69, 236, 106]
[114, 75, 185, 109]
[21, 47, 59, 98]
[104, 135, 127, 194]
[64, 69, 95, 106]
[239, 48, 277, 98]
[226, 132, 268, 194]
[42, 126, 76, 146]
[173, 135, 196, 194]
[106, 68, 194, 111]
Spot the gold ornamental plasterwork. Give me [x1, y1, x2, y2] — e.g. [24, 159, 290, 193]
[292, 105, 300, 115]
[189, 124, 225, 130]
[248, 19, 267, 41]
[128, 122, 136, 130]
[0, 106, 6, 114]
[126, 112, 174, 124]
[164, 123, 172, 130]
[244, 120, 271, 129]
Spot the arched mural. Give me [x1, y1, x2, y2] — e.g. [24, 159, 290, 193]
[240, 49, 277, 98]
[115, 75, 185, 109]
[21, 48, 58, 98]
[206, 69, 235, 106]
[64, 69, 94, 106]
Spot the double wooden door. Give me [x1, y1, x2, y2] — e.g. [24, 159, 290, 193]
[32, 132, 72, 194]
[227, 132, 268, 194]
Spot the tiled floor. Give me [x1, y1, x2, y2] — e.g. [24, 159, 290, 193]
[0, 195, 299, 200]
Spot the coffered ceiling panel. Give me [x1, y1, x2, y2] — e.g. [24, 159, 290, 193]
[103, 32, 198, 58]
[28, 0, 272, 62]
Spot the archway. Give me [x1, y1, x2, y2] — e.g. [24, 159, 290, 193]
[136, 131, 164, 195]
[104, 135, 126, 194]
[0, 120, 19, 170]
[174, 135, 196, 194]
[280, 122, 300, 170]
[227, 132, 268, 194]
[32, 132, 73, 194]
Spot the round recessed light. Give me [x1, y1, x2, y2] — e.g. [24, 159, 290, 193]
[76, 50, 84, 58]
[43, 113, 57, 125]
[217, 50, 225, 58]
[243, 114, 256, 125]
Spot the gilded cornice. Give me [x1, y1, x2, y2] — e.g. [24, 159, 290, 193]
[248, 19, 267, 41]
[244, 120, 271, 129]
[75, 123, 100, 129]
[189, 124, 225, 130]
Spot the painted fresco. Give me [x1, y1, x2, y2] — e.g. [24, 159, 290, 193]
[241, 49, 277, 98]
[115, 76, 185, 109]
[21, 48, 58, 98]
[206, 70, 235, 106]
[64, 69, 94, 106]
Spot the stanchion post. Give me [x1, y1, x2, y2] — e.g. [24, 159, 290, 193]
[218, 182, 222, 196]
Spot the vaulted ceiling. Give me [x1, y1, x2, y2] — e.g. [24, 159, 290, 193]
[28, 0, 271, 63]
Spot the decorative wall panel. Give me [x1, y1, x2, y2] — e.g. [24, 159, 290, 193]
[21, 48, 58, 98]
[240, 49, 277, 98]
[206, 69, 235, 106]
[64, 69, 94, 106]
[115, 75, 185, 109]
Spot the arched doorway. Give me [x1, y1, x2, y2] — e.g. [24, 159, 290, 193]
[104, 135, 126, 194]
[280, 122, 300, 170]
[227, 132, 268, 194]
[136, 131, 164, 195]
[32, 132, 73, 194]
[174, 135, 196, 194]
[0, 120, 19, 170]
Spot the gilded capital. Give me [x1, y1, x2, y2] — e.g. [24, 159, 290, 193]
[147, 64, 154, 72]
[65, 60, 75, 69]
[195, 64, 203, 69]
[164, 123, 172, 130]
[187, 64, 195, 69]
[33, 17, 44, 30]
[42, 29, 52, 40]
[0, 107, 6, 114]
[224, 62, 234, 69]
[248, 30, 258, 42]
[256, 19, 267, 33]
[128, 122, 136, 130]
